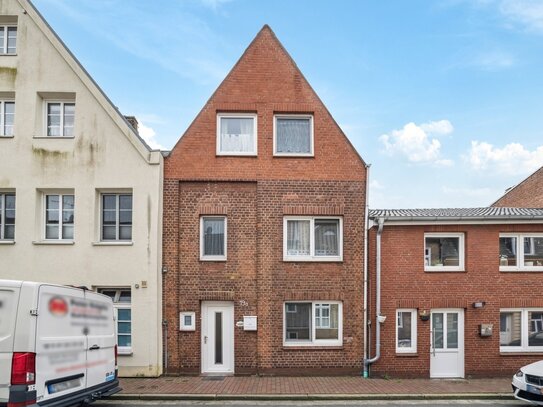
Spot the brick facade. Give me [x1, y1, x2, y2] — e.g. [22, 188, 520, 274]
[163, 26, 367, 375]
[368, 222, 543, 378]
[492, 166, 543, 207]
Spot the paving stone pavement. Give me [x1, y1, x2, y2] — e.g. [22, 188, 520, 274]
[118, 376, 512, 395]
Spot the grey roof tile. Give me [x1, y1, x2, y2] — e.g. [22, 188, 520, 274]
[369, 207, 543, 220]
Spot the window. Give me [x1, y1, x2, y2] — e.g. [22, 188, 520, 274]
[98, 288, 132, 354]
[283, 216, 342, 261]
[424, 233, 465, 271]
[46, 101, 75, 137]
[0, 100, 14, 136]
[44, 194, 74, 240]
[500, 309, 543, 352]
[216, 113, 257, 155]
[0, 193, 15, 240]
[500, 234, 543, 271]
[0, 26, 16, 54]
[274, 115, 313, 156]
[101, 194, 132, 241]
[396, 309, 417, 353]
[180, 312, 196, 331]
[284, 301, 342, 346]
[200, 216, 226, 260]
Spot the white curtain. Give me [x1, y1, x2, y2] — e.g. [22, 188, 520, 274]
[220, 117, 254, 153]
[276, 118, 311, 153]
[314, 220, 338, 256]
[287, 220, 310, 256]
[204, 218, 225, 256]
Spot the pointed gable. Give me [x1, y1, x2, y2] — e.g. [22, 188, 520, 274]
[166, 25, 366, 181]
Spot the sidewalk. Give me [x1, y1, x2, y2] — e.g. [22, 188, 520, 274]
[114, 376, 513, 401]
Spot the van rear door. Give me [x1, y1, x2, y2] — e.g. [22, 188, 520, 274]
[0, 281, 21, 405]
[84, 291, 116, 389]
[35, 285, 87, 403]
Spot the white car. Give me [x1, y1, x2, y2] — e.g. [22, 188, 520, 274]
[512, 360, 543, 405]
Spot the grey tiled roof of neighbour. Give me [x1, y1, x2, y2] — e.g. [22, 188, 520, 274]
[369, 207, 543, 220]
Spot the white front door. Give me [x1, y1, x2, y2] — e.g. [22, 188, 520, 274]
[430, 309, 464, 378]
[201, 301, 234, 374]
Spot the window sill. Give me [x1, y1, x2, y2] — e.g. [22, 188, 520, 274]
[396, 352, 418, 357]
[500, 352, 543, 356]
[274, 154, 315, 158]
[0, 135, 14, 139]
[216, 153, 257, 157]
[0, 240, 15, 245]
[425, 269, 466, 273]
[33, 136, 75, 139]
[282, 345, 343, 351]
[500, 268, 543, 273]
[0, 53, 17, 56]
[92, 241, 133, 246]
[32, 240, 75, 245]
[283, 257, 343, 263]
[118, 351, 133, 356]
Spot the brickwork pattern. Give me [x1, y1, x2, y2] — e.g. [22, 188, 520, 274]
[493, 166, 543, 207]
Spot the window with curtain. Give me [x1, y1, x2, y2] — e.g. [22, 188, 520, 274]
[45, 194, 74, 240]
[284, 301, 341, 345]
[0, 100, 14, 136]
[284, 217, 342, 261]
[101, 193, 132, 241]
[275, 115, 313, 155]
[47, 101, 75, 137]
[0, 192, 15, 240]
[201, 216, 226, 260]
[0, 26, 17, 54]
[218, 115, 256, 155]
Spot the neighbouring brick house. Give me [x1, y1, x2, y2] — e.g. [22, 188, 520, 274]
[367, 208, 543, 378]
[163, 25, 368, 375]
[492, 166, 543, 207]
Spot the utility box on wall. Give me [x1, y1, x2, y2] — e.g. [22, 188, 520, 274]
[243, 316, 257, 331]
[480, 323, 493, 337]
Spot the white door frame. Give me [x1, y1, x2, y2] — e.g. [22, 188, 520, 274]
[430, 308, 465, 378]
[201, 301, 235, 374]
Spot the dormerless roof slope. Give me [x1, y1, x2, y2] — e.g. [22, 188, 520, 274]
[369, 207, 543, 221]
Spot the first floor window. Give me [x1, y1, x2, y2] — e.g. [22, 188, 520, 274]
[45, 194, 74, 240]
[424, 233, 464, 271]
[98, 288, 132, 354]
[396, 309, 417, 353]
[284, 301, 342, 346]
[500, 234, 543, 271]
[0, 192, 15, 240]
[0, 100, 14, 136]
[274, 115, 313, 155]
[500, 309, 543, 352]
[200, 216, 226, 260]
[47, 101, 75, 137]
[217, 114, 257, 155]
[284, 216, 342, 261]
[101, 193, 132, 241]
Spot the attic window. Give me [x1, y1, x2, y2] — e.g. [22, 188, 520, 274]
[424, 233, 465, 272]
[0, 17, 17, 55]
[217, 113, 257, 155]
[274, 115, 313, 156]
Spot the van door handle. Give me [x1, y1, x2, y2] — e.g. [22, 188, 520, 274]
[89, 345, 100, 351]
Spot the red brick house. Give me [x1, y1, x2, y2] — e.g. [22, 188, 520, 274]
[492, 166, 543, 207]
[163, 26, 368, 375]
[367, 208, 543, 378]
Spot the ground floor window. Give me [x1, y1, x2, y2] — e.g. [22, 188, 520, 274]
[396, 309, 417, 353]
[500, 309, 543, 352]
[98, 288, 132, 354]
[283, 301, 342, 346]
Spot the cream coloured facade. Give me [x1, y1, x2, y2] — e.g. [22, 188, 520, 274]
[0, 0, 163, 376]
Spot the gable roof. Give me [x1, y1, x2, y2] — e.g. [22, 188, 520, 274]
[369, 207, 543, 222]
[168, 24, 367, 169]
[22, 0, 161, 165]
[491, 165, 543, 206]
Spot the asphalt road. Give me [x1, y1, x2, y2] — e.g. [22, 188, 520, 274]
[94, 400, 527, 407]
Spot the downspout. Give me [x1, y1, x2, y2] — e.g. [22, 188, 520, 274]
[362, 164, 370, 376]
[364, 216, 384, 376]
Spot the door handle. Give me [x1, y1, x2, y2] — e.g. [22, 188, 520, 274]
[204, 336, 208, 344]
[89, 344, 100, 351]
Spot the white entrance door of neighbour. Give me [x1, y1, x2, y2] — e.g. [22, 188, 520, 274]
[430, 309, 464, 378]
[201, 301, 234, 374]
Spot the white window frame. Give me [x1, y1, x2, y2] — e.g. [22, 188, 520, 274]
[199, 216, 227, 261]
[0, 192, 15, 241]
[273, 114, 314, 157]
[44, 100, 75, 137]
[180, 312, 196, 331]
[43, 193, 74, 241]
[396, 309, 417, 353]
[0, 26, 17, 55]
[97, 288, 132, 355]
[216, 113, 257, 156]
[283, 301, 343, 347]
[500, 308, 543, 353]
[0, 100, 14, 137]
[500, 233, 543, 272]
[100, 193, 133, 242]
[424, 233, 465, 272]
[283, 216, 343, 262]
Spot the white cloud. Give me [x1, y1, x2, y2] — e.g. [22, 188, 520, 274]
[369, 180, 385, 190]
[379, 120, 454, 166]
[466, 140, 543, 174]
[138, 122, 164, 150]
[472, 50, 516, 70]
[198, 0, 233, 11]
[499, 0, 543, 33]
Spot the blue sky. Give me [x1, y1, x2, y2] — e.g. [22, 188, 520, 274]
[34, 0, 543, 209]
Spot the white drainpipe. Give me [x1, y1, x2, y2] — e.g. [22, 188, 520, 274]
[364, 216, 385, 376]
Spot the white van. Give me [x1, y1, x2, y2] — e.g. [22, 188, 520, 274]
[0, 280, 121, 407]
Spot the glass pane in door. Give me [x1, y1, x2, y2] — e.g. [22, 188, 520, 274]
[215, 312, 223, 364]
[447, 313, 458, 349]
[432, 313, 444, 349]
